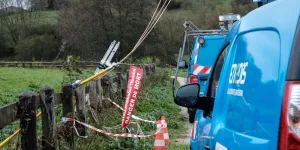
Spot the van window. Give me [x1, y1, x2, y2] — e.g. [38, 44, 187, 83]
[211, 45, 229, 98]
[287, 21, 300, 80]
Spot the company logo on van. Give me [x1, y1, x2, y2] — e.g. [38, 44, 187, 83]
[229, 62, 248, 85]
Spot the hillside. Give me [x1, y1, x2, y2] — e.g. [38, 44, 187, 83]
[0, 0, 256, 63]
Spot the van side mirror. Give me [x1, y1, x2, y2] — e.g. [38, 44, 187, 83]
[175, 83, 200, 107]
[175, 83, 213, 111]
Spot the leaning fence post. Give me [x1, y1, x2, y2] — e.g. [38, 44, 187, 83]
[62, 84, 74, 148]
[75, 85, 86, 136]
[40, 88, 56, 150]
[19, 92, 37, 150]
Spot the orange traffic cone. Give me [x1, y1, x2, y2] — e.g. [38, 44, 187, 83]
[154, 120, 166, 150]
[161, 116, 171, 145]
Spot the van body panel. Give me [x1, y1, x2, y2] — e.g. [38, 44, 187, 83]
[190, 0, 300, 149]
[190, 110, 211, 150]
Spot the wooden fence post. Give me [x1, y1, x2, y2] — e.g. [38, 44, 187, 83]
[89, 81, 98, 110]
[121, 73, 127, 98]
[116, 72, 122, 93]
[75, 86, 86, 136]
[152, 64, 156, 73]
[146, 65, 150, 76]
[143, 65, 146, 75]
[40, 88, 56, 150]
[89, 81, 99, 122]
[101, 75, 111, 99]
[19, 92, 37, 150]
[96, 79, 103, 108]
[62, 84, 74, 147]
[151, 64, 154, 74]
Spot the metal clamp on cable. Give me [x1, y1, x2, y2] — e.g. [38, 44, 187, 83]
[72, 80, 82, 89]
[97, 64, 107, 70]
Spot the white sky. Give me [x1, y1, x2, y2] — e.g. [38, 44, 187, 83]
[0, 0, 30, 9]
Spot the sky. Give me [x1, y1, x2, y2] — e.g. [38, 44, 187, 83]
[0, 0, 30, 9]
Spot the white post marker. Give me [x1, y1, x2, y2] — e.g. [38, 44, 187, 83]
[100, 40, 116, 65]
[105, 41, 120, 67]
[95, 40, 120, 74]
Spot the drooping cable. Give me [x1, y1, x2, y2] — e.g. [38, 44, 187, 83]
[134, 0, 162, 49]
[119, 0, 172, 63]
[73, 0, 172, 89]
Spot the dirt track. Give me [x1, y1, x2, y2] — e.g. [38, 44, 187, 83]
[171, 76, 192, 145]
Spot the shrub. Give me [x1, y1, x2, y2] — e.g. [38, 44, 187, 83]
[15, 34, 60, 61]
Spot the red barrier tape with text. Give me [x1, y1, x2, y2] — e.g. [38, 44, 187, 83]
[122, 66, 144, 128]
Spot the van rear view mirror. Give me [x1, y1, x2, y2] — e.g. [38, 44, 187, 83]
[175, 83, 199, 107]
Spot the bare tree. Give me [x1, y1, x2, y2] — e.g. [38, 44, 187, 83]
[0, 0, 46, 45]
[60, 0, 155, 60]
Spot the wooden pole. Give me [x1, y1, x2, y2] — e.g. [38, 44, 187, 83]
[40, 88, 57, 150]
[121, 73, 127, 99]
[101, 75, 111, 99]
[116, 73, 122, 93]
[75, 86, 86, 136]
[96, 79, 103, 108]
[89, 81, 99, 122]
[62, 84, 74, 148]
[19, 92, 37, 150]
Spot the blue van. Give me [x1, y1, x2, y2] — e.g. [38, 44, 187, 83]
[185, 16, 240, 123]
[175, 0, 300, 149]
[187, 35, 226, 123]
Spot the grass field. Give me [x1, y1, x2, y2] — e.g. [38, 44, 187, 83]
[0, 67, 94, 106]
[37, 10, 59, 25]
[0, 67, 65, 105]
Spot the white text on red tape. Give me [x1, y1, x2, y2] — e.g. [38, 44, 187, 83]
[122, 66, 144, 128]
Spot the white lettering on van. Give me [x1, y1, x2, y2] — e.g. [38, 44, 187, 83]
[229, 62, 248, 85]
[227, 88, 243, 97]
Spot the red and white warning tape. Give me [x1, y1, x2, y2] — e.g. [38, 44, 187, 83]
[62, 117, 162, 138]
[193, 44, 211, 75]
[104, 98, 157, 124]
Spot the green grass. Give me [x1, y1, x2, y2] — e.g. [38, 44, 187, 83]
[33, 10, 59, 25]
[0, 67, 65, 105]
[0, 67, 94, 106]
[0, 68, 65, 149]
[169, 144, 190, 150]
[159, 67, 188, 78]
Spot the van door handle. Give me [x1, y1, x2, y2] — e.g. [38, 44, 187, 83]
[205, 145, 210, 150]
